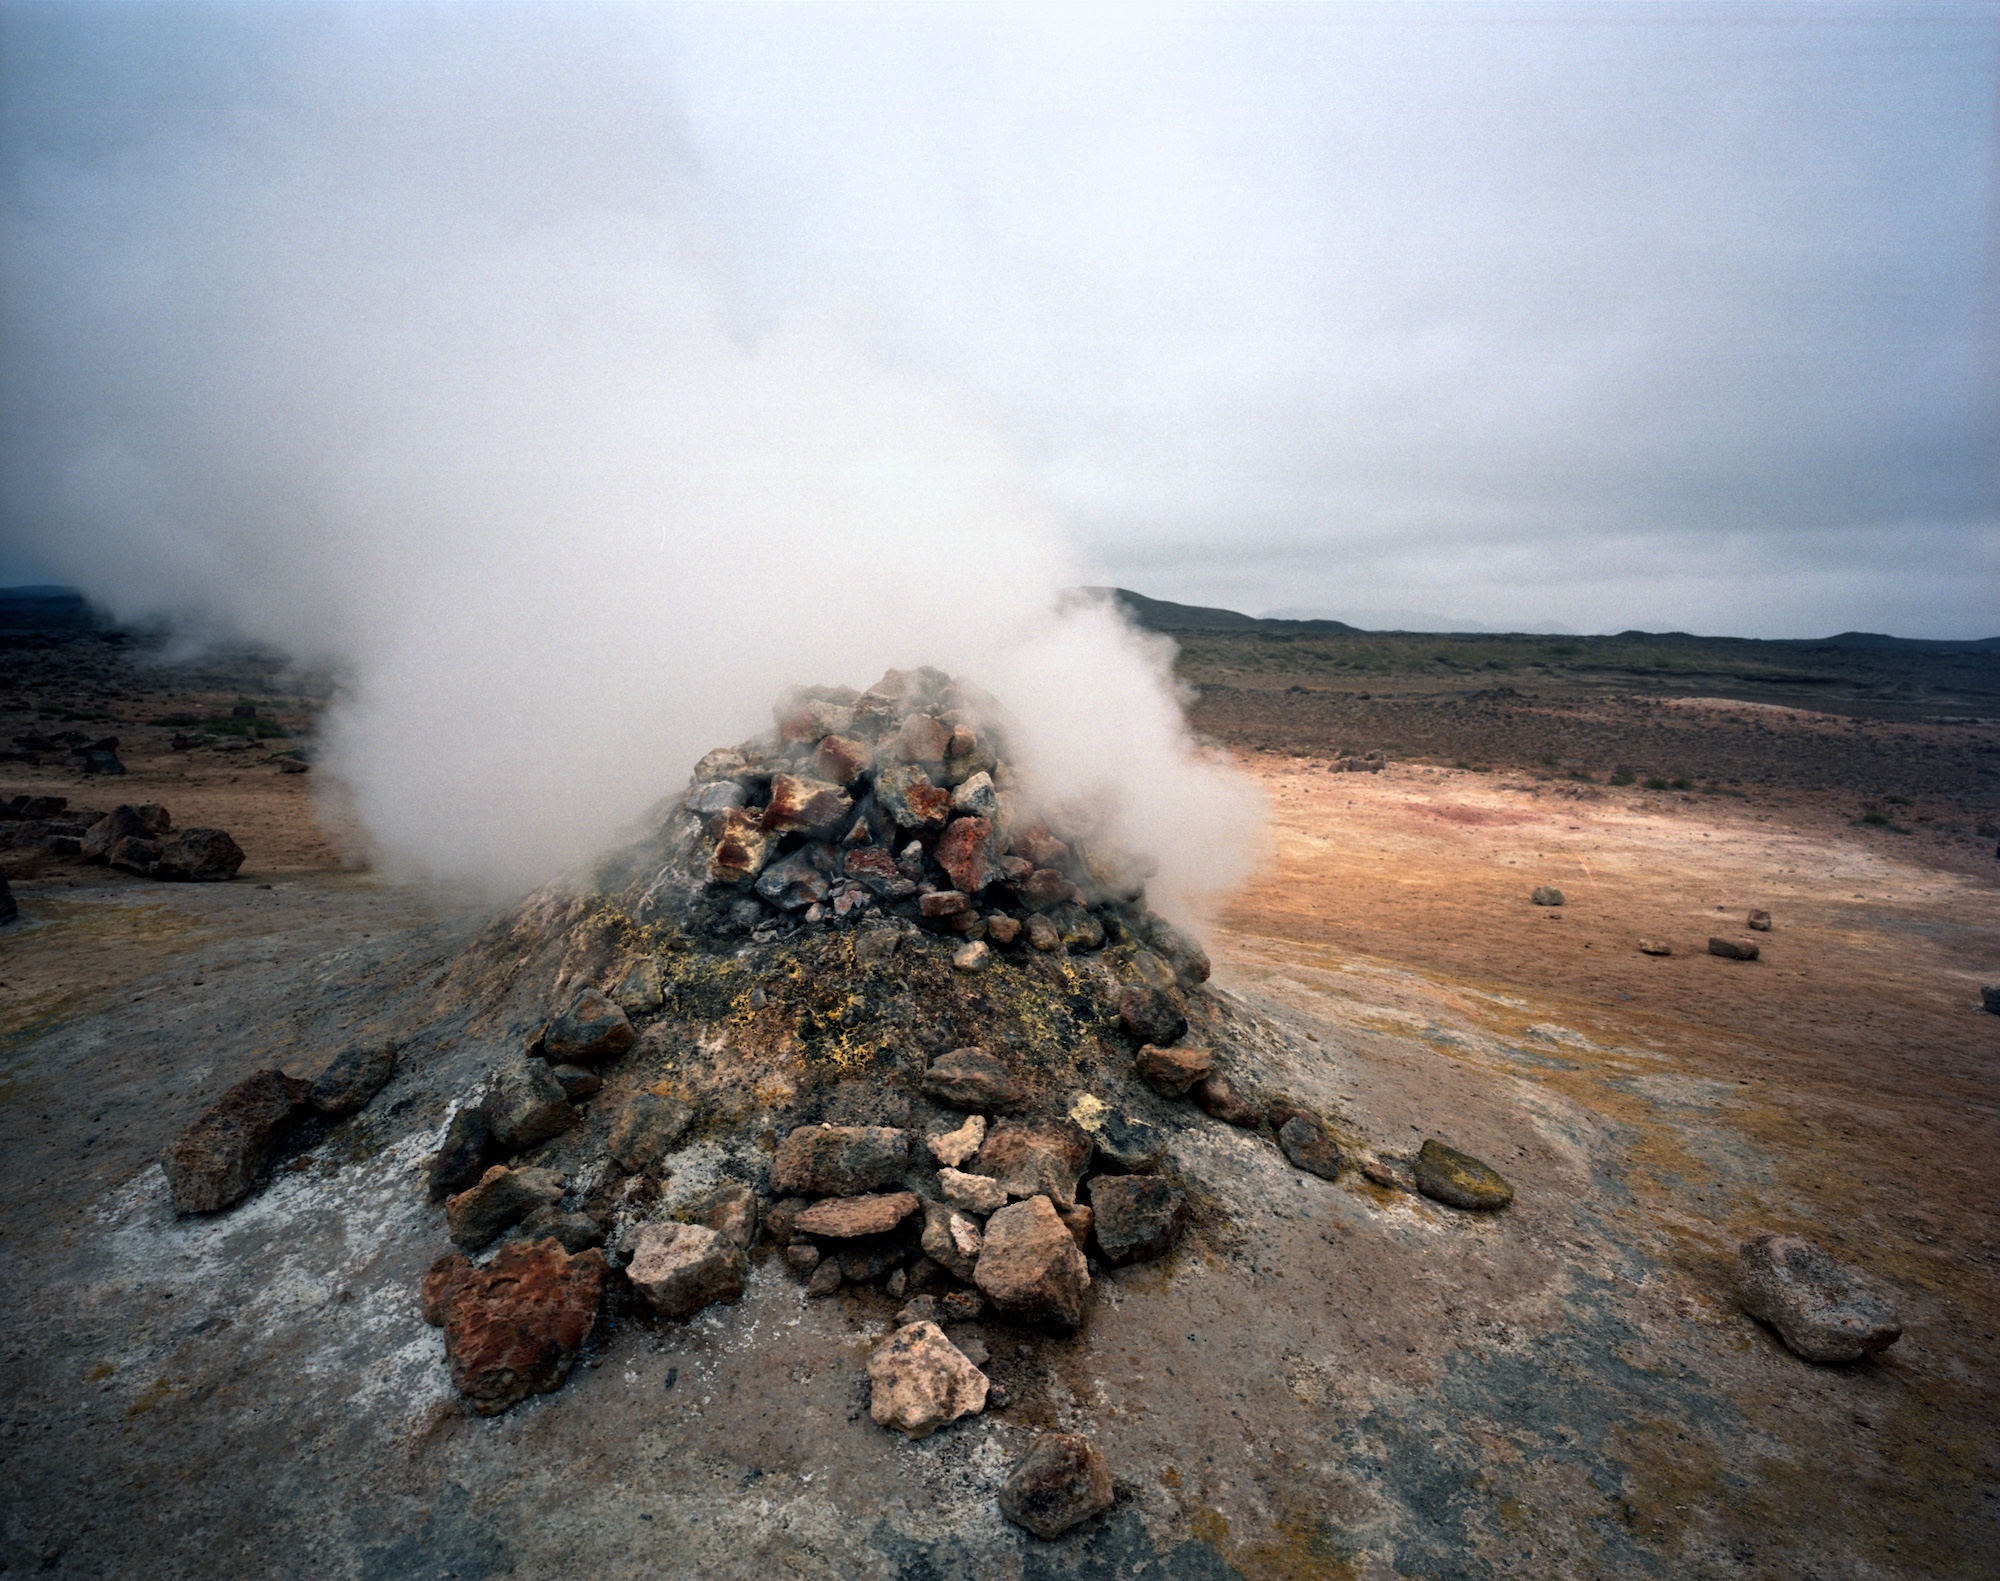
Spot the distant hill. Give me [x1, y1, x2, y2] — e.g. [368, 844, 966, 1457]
[1817, 631, 2000, 654]
[0, 585, 95, 630]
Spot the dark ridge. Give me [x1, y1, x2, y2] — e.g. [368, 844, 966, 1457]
[0, 585, 97, 631]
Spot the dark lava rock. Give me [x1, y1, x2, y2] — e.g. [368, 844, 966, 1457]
[997, 1432, 1115, 1539]
[606, 1093, 693, 1174]
[82, 805, 160, 863]
[106, 834, 161, 874]
[421, 1239, 606, 1416]
[1709, 936, 1760, 961]
[1068, 1098, 1167, 1173]
[1089, 1175, 1187, 1265]
[483, 1059, 575, 1152]
[80, 748, 125, 776]
[308, 1041, 396, 1117]
[0, 873, 13, 925]
[1190, 1073, 1261, 1128]
[1984, 985, 2000, 1016]
[162, 1069, 312, 1214]
[756, 848, 833, 911]
[1146, 920, 1213, 988]
[1530, 886, 1565, 907]
[1134, 1043, 1212, 1097]
[1277, 1114, 1344, 1181]
[974, 1196, 1090, 1333]
[627, 1222, 747, 1318]
[970, 1118, 1093, 1208]
[770, 1124, 911, 1197]
[549, 1063, 601, 1101]
[445, 1165, 564, 1250]
[153, 828, 245, 881]
[1413, 1138, 1513, 1210]
[793, 1191, 921, 1238]
[542, 987, 635, 1065]
[921, 1047, 1026, 1112]
[1050, 903, 1105, 952]
[1019, 869, 1084, 913]
[1118, 985, 1187, 1046]
[845, 847, 916, 900]
[518, 1206, 606, 1254]
[1738, 1234, 1902, 1362]
[428, 1106, 494, 1201]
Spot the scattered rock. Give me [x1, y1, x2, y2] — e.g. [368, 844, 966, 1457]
[997, 1432, 1115, 1539]
[161, 1069, 313, 1213]
[549, 1064, 601, 1101]
[1067, 1094, 1167, 1173]
[762, 773, 854, 840]
[1737, 1234, 1902, 1362]
[794, 1191, 922, 1238]
[1531, 886, 1565, 906]
[428, 1106, 495, 1200]
[805, 1259, 843, 1297]
[688, 1182, 759, 1248]
[874, 764, 952, 832]
[786, 1243, 822, 1278]
[1709, 937, 1760, 961]
[771, 1124, 912, 1197]
[707, 808, 774, 886]
[1277, 1114, 1344, 1181]
[80, 747, 125, 776]
[814, 734, 873, 785]
[1023, 914, 1061, 953]
[1134, 1043, 1212, 1097]
[927, 1113, 988, 1169]
[1983, 985, 2000, 1016]
[896, 1294, 939, 1326]
[606, 1093, 693, 1174]
[922, 1048, 1026, 1112]
[1190, 1073, 1261, 1128]
[307, 1041, 396, 1117]
[920, 1200, 984, 1282]
[970, 1118, 1093, 1207]
[938, 1168, 1008, 1214]
[986, 914, 1021, 945]
[153, 828, 245, 881]
[483, 1059, 576, 1152]
[421, 1239, 606, 1416]
[940, 1289, 985, 1322]
[953, 940, 990, 972]
[1360, 1154, 1407, 1190]
[974, 1196, 1090, 1332]
[1050, 903, 1106, 952]
[1747, 909, 1772, 931]
[543, 987, 636, 1065]
[1413, 1139, 1514, 1210]
[1637, 939, 1673, 957]
[935, 816, 999, 895]
[518, 1206, 607, 1254]
[106, 834, 161, 874]
[950, 771, 1000, 820]
[1090, 1175, 1187, 1265]
[867, 1321, 990, 1439]
[1117, 985, 1187, 1047]
[610, 958, 666, 1015]
[446, 1165, 565, 1251]
[626, 1221, 747, 1318]
[81, 804, 164, 863]
[844, 847, 916, 900]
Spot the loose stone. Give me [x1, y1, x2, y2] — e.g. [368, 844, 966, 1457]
[483, 1058, 575, 1153]
[1118, 985, 1187, 1046]
[974, 1196, 1090, 1332]
[920, 1200, 984, 1281]
[969, 1118, 1093, 1208]
[927, 1113, 988, 1169]
[549, 1064, 601, 1101]
[308, 1041, 397, 1117]
[1747, 909, 1772, 931]
[953, 940, 990, 972]
[1531, 886, 1565, 906]
[771, 1124, 912, 1197]
[428, 1106, 495, 1201]
[1709, 937, 1760, 961]
[161, 1069, 312, 1214]
[1738, 1235, 1902, 1362]
[794, 1191, 922, 1238]
[1023, 914, 1061, 953]
[997, 1432, 1115, 1539]
[610, 957, 666, 1015]
[1412, 1138, 1514, 1209]
[922, 1048, 1026, 1112]
[626, 1221, 748, 1319]
[1135, 1043, 1212, 1097]
[688, 1182, 760, 1248]
[1067, 1094, 1167, 1173]
[938, 1168, 1008, 1215]
[1089, 1175, 1187, 1265]
[1190, 1073, 1261, 1128]
[868, 1321, 989, 1439]
[1277, 1114, 1344, 1181]
[422, 1240, 607, 1416]
[542, 986, 636, 1065]
[446, 1165, 565, 1251]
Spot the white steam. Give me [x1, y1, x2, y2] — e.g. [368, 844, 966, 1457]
[0, 8, 1260, 921]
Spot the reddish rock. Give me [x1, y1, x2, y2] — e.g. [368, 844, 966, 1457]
[935, 816, 998, 894]
[894, 712, 951, 767]
[771, 1124, 911, 1197]
[627, 1221, 747, 1318]
[161, 1070, 312, 1213]
[998, 1432, 1115, 1539]
[543, 987, 635, 1065]
[153, 828, 245, 881]
[875, 764, 953, 832]
[1008, 824, 1073, 872]
[986, 914, 1021, 945]
[812, 735, 873, 785]
[707, 808, 774, 886]
[1747, 908, 1773, 931]
[869, 1321, 988, 1439]
[1057, 1203, 1093, 1250]
[1019, 868, 1085, 913]
[762, 773, 854, 839]
[793, 1191, 921, 1238]
[920, 1199, 984, 1280]
[1118, 985, 1187, 1046]
[919, 890, 972, 921]
[1135, 1043, 1212, 1097]
[1191, 1073, 1261, 1127]
[921, 1047, 1025, 1112]
[422, 1238, 606, 1416]
[844, 846, 916, 900]
[970, 1118, 1093, 1208]
[1090, 1175, 1187, 1265]
[689, 1182, 759, 1248]
[975, 1196, 1090, 1332]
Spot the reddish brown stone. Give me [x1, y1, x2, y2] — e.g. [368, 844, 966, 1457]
[895, 713, 951, 767]
[707, 807, 773, 885]
[770, 1124, 911, 1197]
[1019, 868, 1085, 913]
[1008, 824, 1072, 871]
[542, 987, 635, 1065]
[812, 735, 872, 785]
[1192, 1073, 1261, 1127]
[974, 1196, 1090, 1332]
[1057, 1203, 1093, 1250]
[935, 816, 997, 894]
[793, 1191, 921, 1238]
[876, 765, 953, 831]
[1709, 936, 1760, 961]
[986, 914, 1021, 945]
[920, 890, 972, 920]
[844, 846, 916, 900]
[921, 1047, 1025, 1111]
[762, 773, 854, 839]
[970, 1118, 1093, 1208]
[1134, 1043, 1212, 1097]
[162, 1069, 312, 1214]
[423, 1237, 606, 1416]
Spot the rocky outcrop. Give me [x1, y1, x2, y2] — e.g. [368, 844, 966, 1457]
[308, 1042, 397, 1117]
[542, 987, 634, 1065]
[1089, 1175, 1187, 1266]
[606, 1093, 692, 1174]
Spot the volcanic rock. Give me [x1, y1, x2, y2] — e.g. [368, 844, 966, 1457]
[844, 847, 916, 900]
[82, 805, 164, 862]
[549, 1064, 600, 1101]
[785, 1244, 821, 1278]
[920, 1200, 984, 1281]
[1019, 868, 1084, 913]
[1135, 1043, 1212, 1097]
[606, 1093, 693, 1174]
[1067, 1095, 1167, 1173]
[868, 1321, 989, 1439]
[1277, 1115, 1345, 1181]
[1090, 1175, 1187, 1265]
[1118, 985, 1187, 1046]
[953, 940, 990, 972]
[518, 1206, 607, 1254]
[543, 987, 635, 1065]
[1638, 940, 1674, 956]
[940, 1289, 985, 1322]
[928, 1114, 987, 1168]
[919, 890, 970, 922]
[1191, 1073, 1261, 1127]
[1709, 937, 1760, 961]
[1984, 985, 2000, 1016]
[974, 1196, 1090, 1332]
[627, 1221, 747, 1319]
[428, 1106, 494, 1200]
[970, 1118, 1093, 1208]
[805, 1259, 844, 1297]
[938, 1168, 1008, 1215]
[153, 828, 245, 881]
[80, 747, 125, 776]
[794, 1191, 921, 1238]
[1008, 824, 1071, 871]
[771, 1124, 912, 1198]
[610, 957, 666, 1015]
[422, 1239, 606, 1416]
[1146, 920, 1213, 987]
[922, 1047, 1026, 1112]
[106, 835, 161, 874]
[755, 848, 833, 910]
[950, 771, 1000, 821]
[484, 1059, 575, 1152]
[935, 816, 997, 894]
[161, 1069, 313, 1214]
[998, 1433, 1115, 1539]
[1057, 1203, 1093, 1250]
[1023, 914, 1061, 952]
[813, 735, 873, 785]
[1413, 1138, 1514, 1209]
[985, 914, 1021, 945]
[762, 773, 854, 839]
[1747, 909, 1773, 931]
[0, 873, 13, 925]
[446, 1165, 565, 1251]
[892, 712, 951, 768]
[1738, 1235, 1902, 1362]
[688, 1182, 759, 1248]
[895, 1294, 939, 1326]
[1531, 886, 1565, 906]
[707, 808, 774, 886]
[875, 764, 952, 832]
[686, 780, 748, 818]
[308, 1041, 396, 1117]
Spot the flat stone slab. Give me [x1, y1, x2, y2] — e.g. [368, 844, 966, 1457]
[793, 1191, 920, 1238]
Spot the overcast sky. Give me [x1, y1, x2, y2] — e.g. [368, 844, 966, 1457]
[4, 2, 1997, 638]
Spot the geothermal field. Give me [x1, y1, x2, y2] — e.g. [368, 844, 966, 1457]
[1, 605, 1995, 1580]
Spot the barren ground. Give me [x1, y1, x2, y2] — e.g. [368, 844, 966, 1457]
[1, 633, 1995, 1580]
